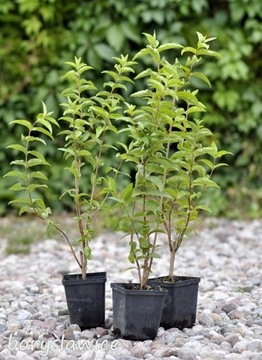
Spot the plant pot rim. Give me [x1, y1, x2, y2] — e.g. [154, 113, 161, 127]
[62, 271, 107, 285]
[148, 275, 200, 288]
[111, 282, 167, 296]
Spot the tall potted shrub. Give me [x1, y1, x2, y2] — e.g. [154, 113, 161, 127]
[5, 56, 135, 329]
[148, 33, 231, 329]
[108, 32, 230, 335]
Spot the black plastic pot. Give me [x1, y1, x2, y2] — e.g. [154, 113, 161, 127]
[148, 276, 200, 330]
[111, 282, 167, 340]
[62, 272, 106, 330]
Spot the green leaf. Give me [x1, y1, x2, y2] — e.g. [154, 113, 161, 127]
[177, 91, 200, 106]
[195, 204, 211, 212]
[129, 240, 137, 252]
[128, 253, 135, 264]
[148, 252, 161, 259]
[216, 150, 232, 158]
[158, 43, 183, 52]
[139, 237, 149, 249]
[199, 159, 215, 170]
[9, 183, 26, 191]
[27, 184, 48, 192]
[191, 72, 211, 87]
[133, 48, 150, 60]
[24, 136, 47, 145]
[7, 144, 27, 154]
[106, 24, 125, 52]
[96, 126, 104, 138]
[34, 126, 54, 139]
[142, 32, 159, 48]
[83, 246, 92, 260]
[93, 43, 115, 61]
[193, 178, 220, 188]
[29, 150, 47, 162]
[197, 49, 222, 59]
[11, 119, 32, 130]
[30, 171, 48, 180]
[102, 70, 118, 81]
[19, 206, 33, 216]
[36, 116, 53, 133]
[4, 171, 27, 180]
[121, 183, 133, 202]
[47, 222, 58, 237]
[181, 47, 197, 55]
[90, 106, 109, 119]
[27, 158, 50, 167]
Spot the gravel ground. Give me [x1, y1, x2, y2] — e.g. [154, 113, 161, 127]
[0, 217, 261, 360]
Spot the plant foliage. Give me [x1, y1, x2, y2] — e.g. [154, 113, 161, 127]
[5, 55, 136, 278]
[106, 33, 229, 288]
[1, 0, 261, 217]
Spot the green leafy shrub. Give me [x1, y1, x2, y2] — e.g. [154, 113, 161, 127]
[1, 0, 261, 217]
[5, 55, 136, 278]
[105, 33, 229, 288]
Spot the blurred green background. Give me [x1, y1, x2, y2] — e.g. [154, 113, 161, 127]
[1, 0, 262, 218]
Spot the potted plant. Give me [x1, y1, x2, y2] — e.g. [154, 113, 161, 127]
[4, 56, 135, 329]
[108, 32, 230, 334]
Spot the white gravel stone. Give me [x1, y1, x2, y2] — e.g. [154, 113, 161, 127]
[246, 339, 262, 352]
[81, 350, 96, 360]
[104, 356, 116, 360]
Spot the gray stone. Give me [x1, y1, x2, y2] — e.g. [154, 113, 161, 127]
[130, 341, 151, 358]
[58, 309, 69, 316]
[246, 339, 262, 352]
[232, 340, 248, 353]
[221, 301, 238, 313]
[224, 334, 240, 347]
[81, 350, 96, 360]
[0, 324, 6, 334]
[15, 351, 35, 360]
[44, 317, 57, 331]
[254, 307, 262, 316]
[201, 353, 226, 360]
[151, 346, 177, 358]
[176, 347, 199, 360]
[228, 310, 244, 320]
[6, 320, 22, 332]
[174, 337, 188, 347]
[198, 312, 214, 327]
[92, 349, 105, 360]
[95, 327, 108, 338]
[15, 309, 32, 322]
[106, 347, 131, 358]
[63, 327, 75, 340]
[81, 329, 94, 340]
[159, 328, 185, 343]
[0, 348, 13, 360]
[104, 356, 116, 360]
[200, 280, 216, 292]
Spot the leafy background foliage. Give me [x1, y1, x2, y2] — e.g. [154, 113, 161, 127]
[1, 0, 262, 218]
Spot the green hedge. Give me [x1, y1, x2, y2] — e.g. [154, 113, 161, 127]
[1, 0, 262, 217]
